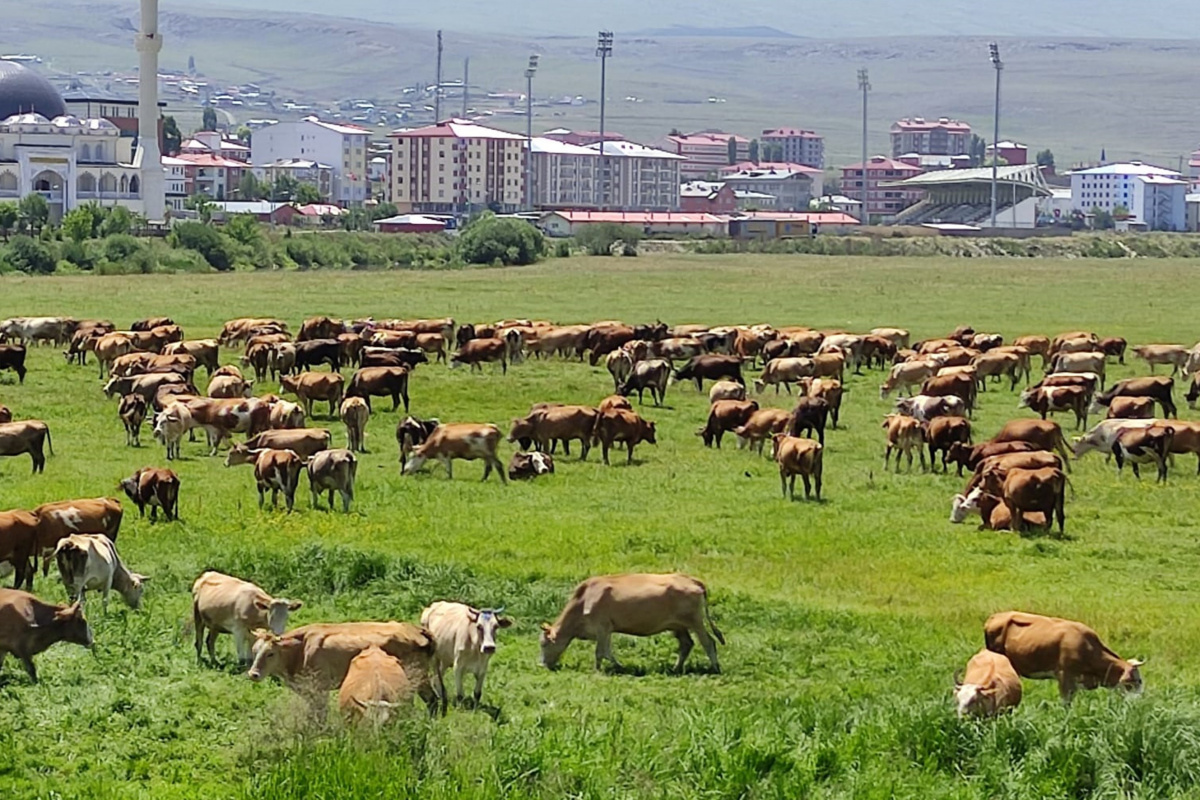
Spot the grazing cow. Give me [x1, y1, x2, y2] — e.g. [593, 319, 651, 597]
[402, 423, 506, 483]
[921, 373, 976, 415]
[861, 335, 898, 369]
[1013, 335, 1051, 367]
[1031, 372, 1100, 406]
[882, 414, 926, 471]
[1071, 418, 1157, 459]
[110, 352, 197, 379]
[218, 317, 288, 347]
[162, 339, 220, 375]
[708, 380, 746, 404]
[977, 466, 1067, 535]
[1049, 351, 1106, 388]
[306, 448, 357, 512]
[420, 601, 512, 712]
[359, 347, 428, 370]
[893, 394, 965, 423]
[103, 371, 192, 402]
[753, 357, 815, 395]
[229, 429, 332, 461]
[0, 589, 91, 683]
[698, 400, 759, 449]
[925, 416, 971, 473]
[539, 573, 723, 673]
[1099, 336, 1127, 364]
[945, 440, 1040, 478]
[0, 344, 28, 383]
[674, 355, 743, 392]
[118, 393, 148, 446]
[120, 467, 180, 521]
[0, 510, 38, 590]
[984, 611, 1142, 703]
[451, 338, 508, 374]
[990, 418, 1073, 465]
[294, 339, 342, 372]
[1094, 376, 1176, 418]
[733, 408, 792, 455]
[54, 534, 146, 611]
[583, 325, 636, 366]
[1133, 344, 1189, 375]
[191, 571, 302, 664]
[346, 366, 410, 413]
[595, 409, 657, 465]
[509, 405, 598, 459]
[396, 416, 440, 470]
[131, 316, 174, 332]
[960, 450, 1065, 497]
[773, 434, 823, 500]
[788, 396, 830, 445]
[31, 498, 123, 581]
[1106, 396, 1154, 419]
[1018, 385, 1089, 429]
[338, 645, 417, 725]
[954, 649, 1022, 717]
[1112, 425, 1173, 482]
[0, 420, 52, 474]
[869, 327, 910, 349]
[880, 360, 936, 399]
[597, 395, 632, 414]
[972, 351, 1023, 391]
[800, 378, 844, 428]
[225, 448, 305, 512]
[617, 359, 672, 406]
[508, 451, 555, 480]
[207, 373, 253, 399]
[156, 396, 277, 454]
[298, 316, 343, 342]
[340, 396, 370, 452]
[281, 372, 344, 418]
[605, 350, 634, 392]
[371, 330, 418, 350]
[950, 488, 1047, 531]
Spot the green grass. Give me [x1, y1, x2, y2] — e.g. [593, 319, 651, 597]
[5, 253, 1200, 798]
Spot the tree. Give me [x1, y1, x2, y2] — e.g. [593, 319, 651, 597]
[0, 202, 17, 241]
[457, 213, 544, 266]
[235, 125, 252, 145]
[369, 202, 398, 221]
[295, 184, 322, 205]
[162, 115, 183, 156]
[100, 205, 134, 237]
[574, 222, 643, 256]
[237, 171, 262, 201]
[1112, 204, 1131, 220]
[223, 214, 262, 246]
[185, 194, 216, 224]
[748, 139, 760, 164]
[761, 142, 784, 162]
[201, 105, 218, 132]
[170, 221, 234, 270]
[3, 235, 57, 274]
[968, 135, 988, 167]
[1036, 149, 1055, 169]
[727, 137, 737, 166]
[18, 194, 50, 235]
[61, 205, 101, 243]
[1090, 206, 1115, 230]
[268, 173, 301, 202]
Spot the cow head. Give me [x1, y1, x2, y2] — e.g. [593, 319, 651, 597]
[119, 472, 142, 503]
[1017, 388, 1036, 410]
[640, 420, 658, 445]
[124, 573, 149, 609]
[538, 623, 567, 669]
[401, 446, 429, 475]
[471, 608, 513, 655]
[507, 417, 536, 447]
[953, 682, 995, 717]
[224, 445, 262, 467]
[1118, 658, 1145, 693]
[55, 601, 93, 648]
[946, 442, 971, 467]
[255, 597, 303, 634]
[247, 630, 282, 681]
[949, 487, 983, 523]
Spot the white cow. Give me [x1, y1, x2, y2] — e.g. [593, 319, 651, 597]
[420, 601, 511, 713]
[153, 401, 194, 460]
[1071, 418, 1157, 459]
[54, 533, 147, 611]
[191, 570, 302, 664]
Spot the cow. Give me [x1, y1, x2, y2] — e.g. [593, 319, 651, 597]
[818, 334, 865, 373]
[1099, 336, 1127, 364]
[733, 408, 792, 455]
[959, 450, 1066, 497]
[191, 571, 302, 664]
[118, 393, 148, 447]
[921, 373, 976, 415]
[708, 380, 746, 404]
[617, 359, 672, 406]
[228, 429, 332, 461]
[345, 366, 410, 413]
[954, 649, 1022, 717]
[298, 316, 344, 342]
[281, 372, 344, 418]
[674, 355, 743, 392]
[103, 371, 193, 402]
[293, 339, 342, 372]
[0, 344, 28, 383]
[110, 352, 196, 379]
[131, 316, 174, 332]
[1094, 376, 1176, 418]
[869, 327, 910, 349]
[420, 601, 512, 713]
[360, 346, 428, 370]
[94, 332, 135, 378]
[605, 350, 634, 392]
[54, 534, 146, 612]
[242, 342, 273, 382]
[153, 401, 192, 460]
[753, 357, 815, 395]
[984, 611, 1143, 703]
[119, 467, 180, 522]
[0, 588, 92, 683]
[396, 416, 440, 470]
[582, 325, 636, 366]
[861, 335, 898, 369]
[882, 414, 926, 471]
[225, 448, 306, 512]
[205, 372, 252, 399]
[1107, 396, 1155, 419]
[893, 394, 965, 423]
[773, 434, 823, 501]
[977, 466, 1066, 535]
[990, 418, 1073, 466]
[788, 396, 830, 445]
[697, 400, 759, 449]
[949, 488, 1047, 531]
[0, 406, 9, 424]
[1112, 425, 1173, 482]
[1018, 385, 1089, 430]
[155, 397, 276, 455]
[1013, 335, 1051, 367]
[336, 333, 366, 368]
[218, 318, 288, 347]
[338, 396, 370, 452]
[539, 573, 723, 673]
[371, 330, 417, 350]
[508, 405, 598, 459]
[162, 339, 220, 375]
[597, 395, 633, 414]
[1031, 371, 1100, 406]
[268, 399, 305, 431]
[633, 320, 669, 342]
[1133, 344, 1189, 375]
[880, 360, 936, 399]
[402, 423, 506, 483]
[338, 645, 417, 725]
[650, 337, 707, 363]
[800, 378, 843, 428]
[1070, 418, 1157, 460]
[0, 420, 52, 474]
[972, 351, 1023, 391]
[30, 498, 123, 583]
[1049, 351, 1106, 388]
[0, 317, 70, 347]
[0, 510, 38, 590]
[945, 440, 1041, 478]
[306, 448, 357, 512]
[450, 338, 508, 374]
[508, 451, 555, 480]
[595, 409, 657, 465]
[925, 415, 971, 473]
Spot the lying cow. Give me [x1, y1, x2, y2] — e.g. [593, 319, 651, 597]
[54, 534, 147, 611]
[402, 423, 506, 483]
[421, 601, 512, 713]
[954, 649, 1022, 717]
[508, 451, 554, 480]
[539, 573, 723, 673]
[0, 588, 92, 683]
[191, 570, 302, 664]
[119, 467, 180, 521]
[338, 645, 417, 725]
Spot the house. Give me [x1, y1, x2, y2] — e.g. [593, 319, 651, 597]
[162, 156, 188, 213]
[728, 211, 861, 240]
[1186, 193, 1200, 232]
[538, 210, 728, 238]
[211, 200, 296, 225]
[1070, 162, 1188, 231]
[296, 203, 347, 224]
[721, 167, 822, 211]
[759, 128, 824, 169]
[171, 152, 247, 200]
[389, 118, 525, 214]
[658, 131, 750, 180]
[181, 131, 251, 163]
[251, 116, 370, 205]
[890, 117, 971, 157]
[839, 156, 924, 220]
[373, 213, 448, 233]
[986, 140, 1028, 166]
[680, 181, 737, 213]
[721, 161, 813, 176]
[542, 128, 626, 147]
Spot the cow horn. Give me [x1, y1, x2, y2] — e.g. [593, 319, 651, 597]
[1128, 658, 1145, 667]
[493, 605, 505, 616]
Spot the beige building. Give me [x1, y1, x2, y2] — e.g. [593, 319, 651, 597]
[389, 119, 525, 214]
[530, 138, 683, 211]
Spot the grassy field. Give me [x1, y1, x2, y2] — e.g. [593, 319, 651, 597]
[5, 253, 1200, 798]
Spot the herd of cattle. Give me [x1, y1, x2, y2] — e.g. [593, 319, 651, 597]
[0, 312, 1184, 719]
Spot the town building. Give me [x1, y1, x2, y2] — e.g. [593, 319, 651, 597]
[1187, 193, 1200, 232]
[986, 140, 1028, 166]
[659, 131, 750, 180]
[528, 136, 683, 211]
[389, 119, 525, 214]
[254, 158, 333, 201]
[162, 155, 187, 212]
[1070, 162, 1188, 231]
[721, 167, 822, 211]
[251, 116, 370, 205]
[760, 128, 824, 169]
[170, 152, 247, 200]
[888, 164, 1051, 229]
[181, 131, 251, 163]
[679, 181, 737, 214]
[839, 156, 924, 220]
[539, 210, 728, 238]
[210, 200, 296, 225]
[890, 117, 971, 157]
[542, 128, 625, 147]
[373, 213, 448, 233]
[728, 211, 860, 240]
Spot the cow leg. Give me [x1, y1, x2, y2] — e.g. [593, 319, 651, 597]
[1131, 462, 1141, 479]
[340, 488, 351, 513]
[602, 440, 611, 466]
[562, 440, 571, 456]
[918, 448, 927, 472]
[673, 630, 694, 673]
[694, 625, 720, 673]
[694, 378, 702, 392]
[594, 630, 620, 670]
[788, 475, 796, 501]
[1057, 674, 1077, 704]
[311, 486, 321, 510]
[440, 456, 453, 480]
[494, 456, 508, 484]
[257, 485, 266, 509]
[801, 473, 812, 499]
[884, 446, 892, 470]
[626, 442, 635, 464]
[580, 437, 590, 461]
[454, 663, 466, 706]
[19, 655, 38, 683]
[472, 668, 487, 707]
[779, 470, 788, 499]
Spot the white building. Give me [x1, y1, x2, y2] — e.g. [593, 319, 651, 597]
[250, 116, 370, 206]
[1070, 162, 1188, 231]
[529, 137, 683, 211]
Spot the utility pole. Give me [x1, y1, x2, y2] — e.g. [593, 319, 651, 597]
[596, 31, 613, 209]
[462, 58, 469, 117]
[989, 42, 1003, 228]
[434, 30, 443, 121]
[857, 68, 870, 222]
[524, 54, 539, 211]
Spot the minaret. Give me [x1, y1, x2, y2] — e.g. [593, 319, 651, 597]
[137, 0, 165, 220]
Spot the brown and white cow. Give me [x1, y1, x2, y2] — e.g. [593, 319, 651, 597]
[54, 534, 147, 612]
[882, 414, 926, 471]
[191, 570, 302, 664]
[1111, 425, 1173, 482]
[230, 429, 332, 460]
[120, 467, 180, 521]
[617, 359, 672, 406]
[1018, 385, 1089, 430]
[954, 649, 1022, 717]
[396, 416, 440, 470]
[338, 645, 417, 725]
[32, 498, 123, 577]
[508, 451, 555, 480]
[1132, 344, 1189, 375]
[420, 601, 512, 713]
[402, 423, 506, 483]
[0, 588, 92, 683]
[339, 396, 370, 452]
[118, 393, 148, 447]
[977, 465, 1067, 535]
[225, 448, 306, 512]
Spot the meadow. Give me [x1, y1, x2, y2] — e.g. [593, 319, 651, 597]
[5, 253, 1200, 798]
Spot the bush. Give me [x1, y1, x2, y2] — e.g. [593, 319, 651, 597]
[60, 238, 94, 270]
[103, 233, 143, 263]
[2, 235, 57, 274]
[457, 213, 544, 266]
[169, 221, 232, 271]
[575, 222, 643, 256]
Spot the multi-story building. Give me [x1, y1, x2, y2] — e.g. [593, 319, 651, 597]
[181, 130, 251, 163]
[529, 137, 683, 211]
[254, 158, 334, 201]
[1071, 162, 1188, 230]
[251, 116, 370, 205]
[542, 128, 625, 147]
[722, 167, 823, 211]
[389, 118, 525, 214]
[839, 155, 924, 220]
[986, 140, 1028, 166]
[890, 117, 971, 157]
[529, 137, 598, 209]
[171, 152, 246, 200]
[680, 181, 737, 214]
[760, 128, 824, 169]
[659, 131, 750, 180]
[162, 155, 188, 213]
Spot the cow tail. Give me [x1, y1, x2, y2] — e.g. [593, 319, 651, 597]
[702, 584, 725, 646]
[45, 426, 54, 456]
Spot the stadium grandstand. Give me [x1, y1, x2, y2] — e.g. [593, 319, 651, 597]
[885, 164, 1051, 228]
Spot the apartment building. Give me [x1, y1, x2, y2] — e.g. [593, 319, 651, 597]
[890, 117, 971, 157]
[722, 167, 823, 211]
[254, 158, 334, 201]
[1071, 162, 1188, 230]
[389, 119, 525, 214]
[760, 128, 825, 169]
[839, 156, 923, 219]
[529, 137, 683, 211]
[251, 116, 370, 205]
[659, 131, 750, 180]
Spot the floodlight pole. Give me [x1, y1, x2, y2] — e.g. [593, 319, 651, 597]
[990, 42, 1003, 228]
[596, 31, 613, 209]
[857, 68, 870, 222]
[525, 54, 539, 211]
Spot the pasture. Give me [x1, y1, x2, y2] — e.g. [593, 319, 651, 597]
[4, 253, 1200, 799]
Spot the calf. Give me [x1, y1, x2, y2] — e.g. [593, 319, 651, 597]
[451, 338, 508, 374]
[402, 423, 506, 483]
[120, 467, 180, 521]
[119, 393, 148, 446]
[191, 571, 301, 664]
[508, 451, 555, 480]
[595, 409, 657, 465]
[54, 534, 147, 611]
[226, 448, 306, 512]
[1018, 385, 1089, 429]
[733, 408, 792, 455]
[421, 601, 512, 713]
[340, 396, 370, 452]
[1112, 425, 1173, 482]
[882, 414, 926, 471]
[0, 588, 92, 683]
[346, 366, 410, 412]
[773, 434, 823, 501]
[697, 400, 759, 449]
[954, 649, 1022, 717]
[926, 416, 971, 473]
[617, 359, 672, 406]
[338, 645, 417, 725]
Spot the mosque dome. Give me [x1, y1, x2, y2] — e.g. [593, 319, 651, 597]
[0, 60, 67, 121]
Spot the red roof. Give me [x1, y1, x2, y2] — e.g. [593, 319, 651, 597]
[173, 153, 246, 168]
[546, 211, 726, 224]
[666, 131, 750, 146]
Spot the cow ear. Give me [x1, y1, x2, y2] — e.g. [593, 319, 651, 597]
[498, 617, 513, 628]
[254, 599, 270, 611]
[288, 600, 303, 611]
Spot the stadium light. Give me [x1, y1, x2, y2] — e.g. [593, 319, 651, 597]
[857, 68, 870, 222]
[525, 54, 539, 210]
[989, 43, 1003, 228]
[596, 32, 613, 208]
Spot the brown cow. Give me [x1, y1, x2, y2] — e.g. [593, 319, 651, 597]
[733, 408, 791, 455]
[298, 316, 344, 342]
[0, 589, 92, 683]
[31, 498, 123, 580]
[989, 419, 1073, 467]
[401, 423, 506, 482]
[1095, 376, 1176, 418]
[225, 448, 305, 512]
[450, 338, 508, 374]
[978, 466, 1067, 535]
[945, 440, 1040, 477]
[340, 396, 370, 452]
[772, 434, 823, 500]
[921, 373, 976, 415]
[1018, 385, 1089, 430]
[162, 339, 220, 375]
[1099, 336, 1127, 364]
[338, 645, 417, 725]
[598, 395, 633, 414]
[984, 611, 1142, 703]
[962, 450, 1064, 495]
[595, 409, 657, 465]
[1106, 396, 1154, 419]
[0, 510, 38, 589]
[227, 429, 332, 461]
[1132, 344, 1189, 375]
[674, 355, 743, 392]
[345, 367, 410, 413]
[583, 325, 636, 366]
[882, 414, 926, 471]
[508, 405, 599, 460]
[120, 467, 180, 521]
[415, 333, 447, 364]
[0, 420, 52, 474]
[281, 372, 344, 418]
[925, 416, 971, 473]
[0, 406, 9, 424]
[954, 649, 1022, 717]
[697, 400, 759, 449]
